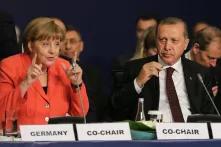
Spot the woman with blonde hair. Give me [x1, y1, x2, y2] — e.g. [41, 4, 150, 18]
[0, 17, 89, 133]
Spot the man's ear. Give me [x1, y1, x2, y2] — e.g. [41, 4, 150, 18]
[79, 41, 84, 52]
[192, 43, 200, 54]
[184, 38, 190, 50]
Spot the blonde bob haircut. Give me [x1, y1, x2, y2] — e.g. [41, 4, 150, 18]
[22, 17, 65, 54]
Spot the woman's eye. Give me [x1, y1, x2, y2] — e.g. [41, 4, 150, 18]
[56, 42, 60, 46]
[42, 42, 49, 46]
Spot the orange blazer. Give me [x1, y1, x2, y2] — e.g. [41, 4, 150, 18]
[0, 53, 89, 128]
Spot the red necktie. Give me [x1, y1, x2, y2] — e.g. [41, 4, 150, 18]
[166, 67, 184, 122]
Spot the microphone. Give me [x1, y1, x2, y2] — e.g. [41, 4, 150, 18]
[197, 73, 220, 116]
[72, 52, 87, 124]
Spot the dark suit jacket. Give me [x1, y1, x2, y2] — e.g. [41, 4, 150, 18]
[213, 61, 221, 113]
[111, 55, 215, 121]
[59, 55, 108, 122]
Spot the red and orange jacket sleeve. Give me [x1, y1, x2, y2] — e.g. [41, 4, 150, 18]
[0, 54, 89, 126]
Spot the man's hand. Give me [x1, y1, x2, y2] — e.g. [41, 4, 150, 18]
[25, 54, 46, 85]
[20, 54, 46, 97]
[136, 61, 162, 88]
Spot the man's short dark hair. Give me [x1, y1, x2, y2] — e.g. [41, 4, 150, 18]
[157, 17, 189, 39]
[65, 24, 82, 40]
[135, 13, 158, 24]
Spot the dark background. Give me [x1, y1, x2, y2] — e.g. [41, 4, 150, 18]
[1, 0, 221, 94]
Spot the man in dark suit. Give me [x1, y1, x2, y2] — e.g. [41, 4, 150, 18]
[112, 17, 214, 122]
[60, 25, 108, 122]
[187, 26, 221, 114]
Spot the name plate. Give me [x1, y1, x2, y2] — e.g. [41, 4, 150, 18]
[210, 123, 221, 139]
[156, 123, 209, 139]
[76, 122, 131, 140]
[20, 124, 75, 141]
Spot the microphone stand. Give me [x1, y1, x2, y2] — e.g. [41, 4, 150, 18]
[197, 73, 221, 116]
[74, 80, 87, 124]
[72, 55, 87, 124]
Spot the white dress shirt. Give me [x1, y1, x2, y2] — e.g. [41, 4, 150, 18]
[134, 56, 191, 122]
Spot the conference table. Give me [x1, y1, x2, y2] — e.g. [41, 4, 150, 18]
[1, 140, 221, 147]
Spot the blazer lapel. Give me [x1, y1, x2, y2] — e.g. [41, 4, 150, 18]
[154, 56, 160, 109]
[182, 58, 198, 112]
[32, 80, 49, 103]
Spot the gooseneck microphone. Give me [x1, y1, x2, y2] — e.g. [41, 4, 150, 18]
[72, 53, 87, 124]
[197, 73, 221, 116]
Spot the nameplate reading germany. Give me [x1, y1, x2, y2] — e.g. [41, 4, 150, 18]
[20, 124, 75, 141]
[76, 122, 131, 140]
[156, 123, 209, 139]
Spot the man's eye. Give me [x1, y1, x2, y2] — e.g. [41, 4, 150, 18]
[208, 56, 216, 60]
[172, 39, 178, 43]
[159, 38, 166, 42]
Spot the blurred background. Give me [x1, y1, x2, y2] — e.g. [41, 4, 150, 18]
[1, 0, 221, 93]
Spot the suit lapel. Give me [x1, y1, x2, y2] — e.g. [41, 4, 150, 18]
[182, 58, 198, 112]
[46, 62, 65, 102]
[154, 56, 160, 109]
[32, 80, 49, 103]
